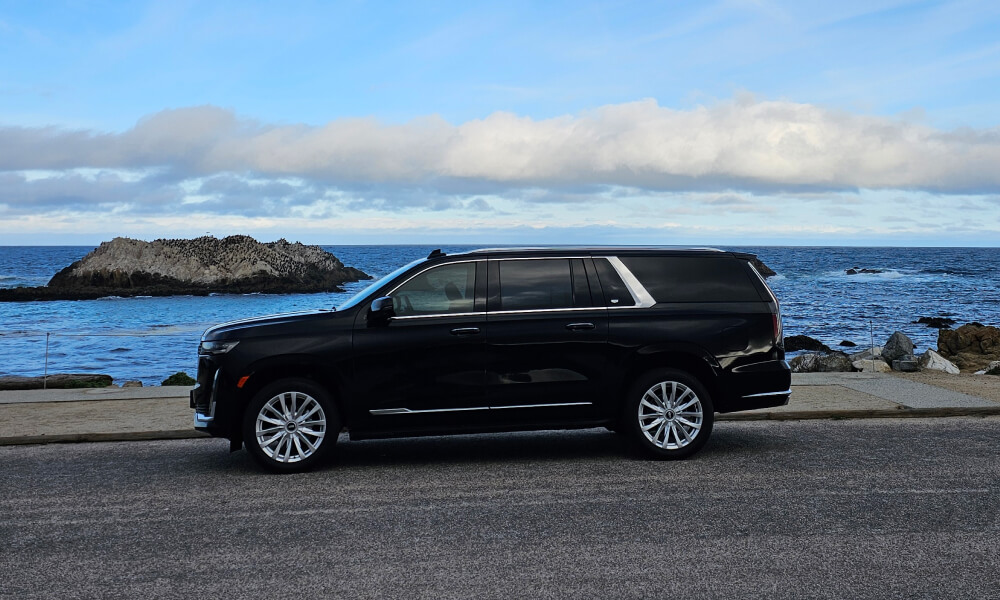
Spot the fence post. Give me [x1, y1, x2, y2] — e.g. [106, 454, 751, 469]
[44, 332, 50, 390]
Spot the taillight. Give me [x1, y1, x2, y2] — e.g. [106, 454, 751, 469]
[772, 312, 783, 346]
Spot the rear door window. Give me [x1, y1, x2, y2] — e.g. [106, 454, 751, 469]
[497, 259, 574, 311]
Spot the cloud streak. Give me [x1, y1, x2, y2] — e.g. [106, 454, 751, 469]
[3, 96, 1000, 197]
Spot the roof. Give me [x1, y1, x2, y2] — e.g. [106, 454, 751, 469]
[439, 246, 733, 259]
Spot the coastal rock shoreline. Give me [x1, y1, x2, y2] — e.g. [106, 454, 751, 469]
[0, 235, 371, 302]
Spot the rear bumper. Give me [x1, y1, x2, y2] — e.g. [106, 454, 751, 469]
[716, 359, 791, 413]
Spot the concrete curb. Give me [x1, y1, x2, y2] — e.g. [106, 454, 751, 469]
[0, 430, 210, 446]
[719, 406, 1000, 421]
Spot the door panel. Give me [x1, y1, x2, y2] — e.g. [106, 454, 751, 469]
[485, 258, 611, 417]
[351, 261, 487, 430]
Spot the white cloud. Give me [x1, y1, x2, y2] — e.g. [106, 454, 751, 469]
[3, 97, 1000, 195]
[1, 96, 999, 245]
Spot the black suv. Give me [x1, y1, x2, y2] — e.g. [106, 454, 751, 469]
[192, 247, 790, 471]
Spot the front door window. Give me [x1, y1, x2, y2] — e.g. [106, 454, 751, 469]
[390, 262, 476, 316]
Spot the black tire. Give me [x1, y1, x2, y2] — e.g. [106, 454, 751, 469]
[625, 368, 714, 460]
[242, 378, 340, 473]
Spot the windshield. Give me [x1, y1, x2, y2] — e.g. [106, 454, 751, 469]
[336, 257, 426, 311]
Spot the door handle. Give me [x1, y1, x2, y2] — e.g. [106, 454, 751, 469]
[565, 322, 595, 331]
[450, 327, 481, 336]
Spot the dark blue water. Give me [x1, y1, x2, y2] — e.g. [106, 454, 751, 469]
[1, 245, 997, 384]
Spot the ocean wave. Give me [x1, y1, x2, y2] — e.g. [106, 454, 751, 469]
[818, 269, 907, 280]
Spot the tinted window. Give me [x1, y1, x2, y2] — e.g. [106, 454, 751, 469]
[620, 256, 763, 303]
[594, 259, 636, 307]
[499, 259, 573, 310]
[390, 262, 476, 316]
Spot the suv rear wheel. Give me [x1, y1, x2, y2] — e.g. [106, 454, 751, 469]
[626, 369, 714, 459]
[242, 378, 339, 472]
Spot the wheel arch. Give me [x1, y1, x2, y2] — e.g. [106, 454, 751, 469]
[622, 345, 722, 409]
[225, 355, 349, 445]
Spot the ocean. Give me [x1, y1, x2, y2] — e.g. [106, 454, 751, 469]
[1, 245, 998, 385]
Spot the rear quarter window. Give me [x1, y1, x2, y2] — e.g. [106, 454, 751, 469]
[619, 256, 763, 303]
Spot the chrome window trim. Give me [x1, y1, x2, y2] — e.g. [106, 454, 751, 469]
[741, 389, 791, 399]
[489, 306, 605, 316]
[370, 401, 593, 416]
[599, 256, 657, 309]
[392, 311, 487, 321]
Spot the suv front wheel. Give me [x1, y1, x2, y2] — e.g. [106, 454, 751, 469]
[242, 378, 339, 472]
[626, 369, 714, 460]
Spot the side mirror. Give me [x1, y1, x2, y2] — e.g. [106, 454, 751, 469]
[368, 296, 395, 326]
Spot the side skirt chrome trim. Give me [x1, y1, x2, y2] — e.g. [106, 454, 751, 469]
[370, 401, 593, 416]
[742, 389, 792, 399]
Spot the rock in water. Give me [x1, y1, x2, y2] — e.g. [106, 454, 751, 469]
[0, 236, 371, 301]
[914, 316, 956, 329]
[784, 335, 832, 353]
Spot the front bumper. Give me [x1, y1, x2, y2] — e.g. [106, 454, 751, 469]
[191, 368, 221, 429]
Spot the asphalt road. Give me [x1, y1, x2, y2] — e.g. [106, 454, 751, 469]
[1, 418, 998, 599]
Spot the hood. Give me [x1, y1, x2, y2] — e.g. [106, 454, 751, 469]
[202, 309, 337, 340]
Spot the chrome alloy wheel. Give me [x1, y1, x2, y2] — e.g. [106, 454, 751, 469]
[255, 391, 327, 463]
[637, 381, 704, 450]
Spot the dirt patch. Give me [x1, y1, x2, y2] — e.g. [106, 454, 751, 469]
[0, 397, 192, 438]
[888, 371, 1000, 404]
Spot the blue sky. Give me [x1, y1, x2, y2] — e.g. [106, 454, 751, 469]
[1, 0, 999, 245]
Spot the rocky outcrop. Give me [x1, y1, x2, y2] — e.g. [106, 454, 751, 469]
[0, 374, 113, 390]
[938, 323, 1000, 372]
[0, 236, 370, 301]
[784, 335, 832, 353]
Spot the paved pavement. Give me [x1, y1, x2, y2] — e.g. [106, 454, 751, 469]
[1, 373, 999, 445]
[2, 418, 998, 599]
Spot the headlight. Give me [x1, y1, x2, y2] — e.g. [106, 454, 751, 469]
[199, 340, 240, 355]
